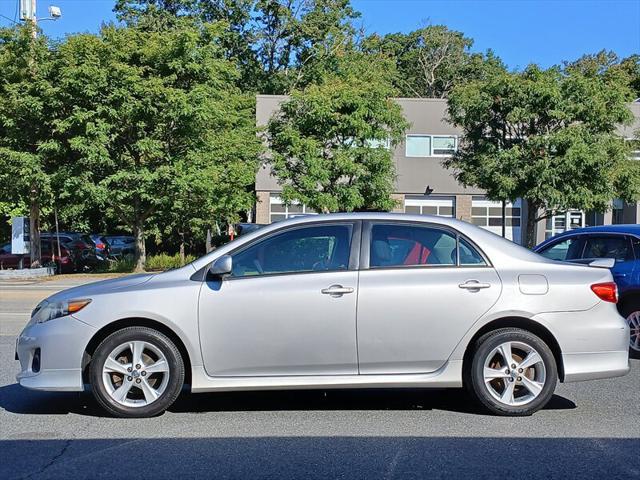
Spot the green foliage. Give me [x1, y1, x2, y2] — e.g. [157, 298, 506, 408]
[114, 0, 360, 93]
[49, 22, 260, 270]
[565, 50, 640, 100]
[145, 252, 196, 271]
[267, 52, 408, 213]
[363, 25, 506, 98]
[95, 257, 137, 273]
[0, 26, 58, 262]
[446, 64, 639, 246]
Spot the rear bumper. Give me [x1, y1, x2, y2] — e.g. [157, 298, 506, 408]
[533, 302, 630, 383]
[562, 351, 630, 382]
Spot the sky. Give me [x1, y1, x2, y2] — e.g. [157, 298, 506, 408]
[0, 0, 638, 69]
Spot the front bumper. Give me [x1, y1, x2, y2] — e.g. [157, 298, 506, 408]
[16, 315, 97, 392]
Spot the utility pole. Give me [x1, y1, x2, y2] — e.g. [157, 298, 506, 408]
[18, 1, 61, 268]
[20, 1, 61, 37]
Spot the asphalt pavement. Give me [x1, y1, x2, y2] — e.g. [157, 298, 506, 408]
[1, 277, 638, 479]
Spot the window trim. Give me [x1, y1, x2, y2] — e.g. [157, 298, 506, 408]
[359, 220, 491, 271]
[217, 220, 362, 281]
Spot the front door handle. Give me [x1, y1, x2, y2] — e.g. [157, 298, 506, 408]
[458, 280, 491, 290]
[321, 285, 354, 297]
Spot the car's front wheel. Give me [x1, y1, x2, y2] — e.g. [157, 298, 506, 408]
[467, 328, 558, 416]
[90, 326, 185, 418]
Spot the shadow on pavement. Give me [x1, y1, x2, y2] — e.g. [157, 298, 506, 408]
[0, 436, 637, 480]
[0, 382, 575, 417]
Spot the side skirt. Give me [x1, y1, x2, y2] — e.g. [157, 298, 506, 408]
[189, 360, 463, 393]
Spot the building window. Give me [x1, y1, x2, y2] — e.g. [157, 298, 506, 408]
[612, 198, 625, 224]
[269, 195, 316, 223]
[544, 211, 584, 240]
[471, 197, 522, 243]
[365, 138, 391, 149]
[432, 136, 457, 156]
[405, 135, 457, 157]
[405, 135, 431, 157]
[404, 195, 455, 217]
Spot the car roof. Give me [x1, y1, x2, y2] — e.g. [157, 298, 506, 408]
[547, 224, 640, 238]
[534, 224, 640, 250]
[190, 212, 549, 271]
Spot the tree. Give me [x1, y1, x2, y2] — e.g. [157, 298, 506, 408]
[114, 0, 360, 93]
[267, 52, 408, 213]
[565, 50, 640, 100]
[0, 26, 57, 267]
[445, 64, 640, 247]
[51, 23, 260, 270]
[363, 25, 506, 98]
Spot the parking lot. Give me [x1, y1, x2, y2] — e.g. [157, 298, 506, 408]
[1, 277, 638, 479]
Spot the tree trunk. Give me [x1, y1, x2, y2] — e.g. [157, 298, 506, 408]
[525, 200, 539, 249]
[179, 232, 185, 264]
[133, 219, 146, 272]
[29, 193, 41, 268]
[206, 229, 212, 253]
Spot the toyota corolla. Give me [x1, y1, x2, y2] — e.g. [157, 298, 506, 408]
[15, 213, 630, 417]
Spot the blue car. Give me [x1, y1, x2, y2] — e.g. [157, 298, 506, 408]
[534, 225, 640, 357]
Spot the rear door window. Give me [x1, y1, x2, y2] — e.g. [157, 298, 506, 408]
[369, 224, 458, 267]
[538, 237, 584, 261]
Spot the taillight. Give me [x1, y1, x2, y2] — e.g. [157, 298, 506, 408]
[590, 282, 618, 303]
[96, 243, 105, 249]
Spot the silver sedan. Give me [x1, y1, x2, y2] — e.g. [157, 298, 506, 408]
[15, 213, 630, 417]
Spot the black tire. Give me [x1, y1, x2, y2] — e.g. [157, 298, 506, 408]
[466, 328, 558, 416]
[90, 326, 184, 418]
[620, 299, 640, 359]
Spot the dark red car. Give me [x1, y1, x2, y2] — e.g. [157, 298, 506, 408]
[0, 240, 75, 273]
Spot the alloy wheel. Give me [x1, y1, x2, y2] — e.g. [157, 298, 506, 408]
[627, 311, 640, 352]
[482, 341, 547, 407]
[102, 341, 170, 407]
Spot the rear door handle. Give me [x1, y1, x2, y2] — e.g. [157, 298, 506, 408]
[321, 285, 354, 297]
[458, 280, 491, 290]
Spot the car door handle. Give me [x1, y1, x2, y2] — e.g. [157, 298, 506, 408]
[458, 280, 491, 290]
[321, 285, 354, 296]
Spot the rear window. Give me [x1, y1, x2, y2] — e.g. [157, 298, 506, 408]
[583, 236, 634, 262]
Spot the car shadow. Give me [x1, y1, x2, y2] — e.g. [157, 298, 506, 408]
[0, 383, 576, 417]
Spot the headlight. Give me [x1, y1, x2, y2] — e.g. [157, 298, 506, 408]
[31, 299, 92, 324]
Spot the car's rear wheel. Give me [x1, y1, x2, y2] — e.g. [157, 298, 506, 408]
[467, 328, 558, 416]
[90, 326, 184, 418]
[621, 302, 640, 358]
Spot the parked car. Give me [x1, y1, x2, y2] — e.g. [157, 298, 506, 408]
[16, 213, 629, 418]
[534, 225, 640, 357]
[40, 232, 103, 272]
[105, 235, 135, 260]
[235, 223, 266, 236]
[89, 234, 111, 258]
[0, 240, 75, 273]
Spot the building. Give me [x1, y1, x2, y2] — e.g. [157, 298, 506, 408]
[255, 95, 640, 244]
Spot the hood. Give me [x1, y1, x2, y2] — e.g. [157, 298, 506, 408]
[46, 273, 155, 302]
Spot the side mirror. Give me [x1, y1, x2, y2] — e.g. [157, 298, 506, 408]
[208, 255, 232, 277]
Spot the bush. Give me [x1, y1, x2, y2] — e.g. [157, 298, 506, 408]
[145, 253, 196, 271]
[95, 258, 136, 273]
